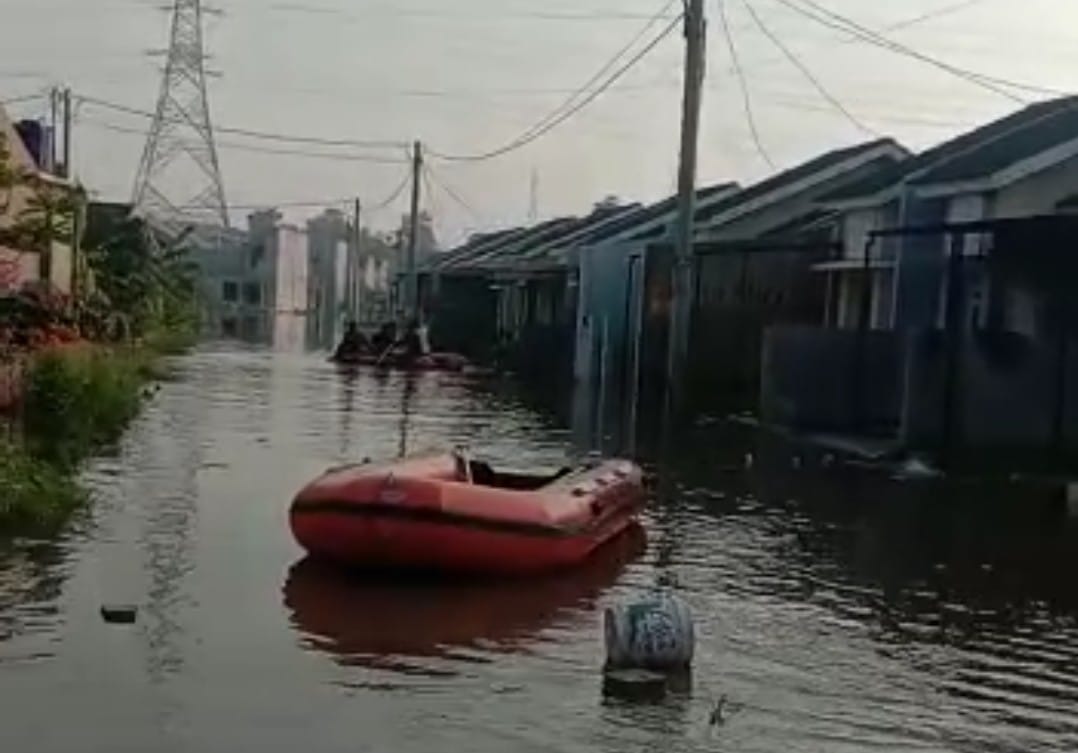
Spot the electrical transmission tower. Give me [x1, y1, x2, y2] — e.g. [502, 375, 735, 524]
[132, 0, 229, 232]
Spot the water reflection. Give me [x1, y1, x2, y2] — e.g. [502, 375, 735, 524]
[4, 345, 1078, 752]
[0, 541, 66, 654]
[283, 525, 645, 673]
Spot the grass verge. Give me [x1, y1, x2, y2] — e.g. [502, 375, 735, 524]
[0, 333, 187, 534]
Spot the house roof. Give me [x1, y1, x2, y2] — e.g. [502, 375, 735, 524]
[435, 215, 582, 273]
[696, 138, 907, 226]
[433, 181, 740, 274]
[507, 181, 742, 266]
[911, 98, 1078, 186]
[820, 96, 1078, 203]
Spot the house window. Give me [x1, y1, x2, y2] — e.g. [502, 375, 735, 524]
[243, 282, 262, 306]
[222, 281, 238, 302]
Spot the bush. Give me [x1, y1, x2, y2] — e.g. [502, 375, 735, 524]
[0, 442, 88, 532]
[23, 347, 144, 467]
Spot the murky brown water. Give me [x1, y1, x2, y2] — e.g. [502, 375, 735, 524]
[2, 344, 1077, 752]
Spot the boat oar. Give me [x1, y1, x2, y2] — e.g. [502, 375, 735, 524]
[374, 341, 396, 367]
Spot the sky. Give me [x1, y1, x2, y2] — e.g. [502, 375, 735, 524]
[2, 0, 1078, 247]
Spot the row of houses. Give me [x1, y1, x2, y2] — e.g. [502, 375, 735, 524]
[420, 95, 1078, 463]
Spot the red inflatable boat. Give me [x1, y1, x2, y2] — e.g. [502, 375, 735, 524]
[290, 453, 645, 575]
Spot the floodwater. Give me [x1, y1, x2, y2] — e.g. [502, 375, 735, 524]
[2, 343, 1077, 753]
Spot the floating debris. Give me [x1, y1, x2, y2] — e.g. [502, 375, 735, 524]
[100, 605, 138, 625]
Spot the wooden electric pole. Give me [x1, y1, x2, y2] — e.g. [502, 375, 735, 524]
[62, 87, 72, 179]
[49, 86, 59, 173]
[405, 140, 423, 321]
[352, 197, 361, 321]
[664, 0, 707, 421]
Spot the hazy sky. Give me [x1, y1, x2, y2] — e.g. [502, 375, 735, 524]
[3, 0, 1078, 246]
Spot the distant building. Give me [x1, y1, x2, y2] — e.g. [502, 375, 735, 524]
[306, 208, 350, 345]
[191, 209, 310, 341]
[247, 209, 309, 314]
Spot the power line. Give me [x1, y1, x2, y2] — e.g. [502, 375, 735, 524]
[0, 90, 49, 106]
[506, 0, 680, 146]
[226, 171, 413, 214]
[771, 0, 1041, 102]
[428, 11, 684, 162]
[741, 0, 878, 137]
[228, 198, 351, 210]
[259, 1, 679, 22]
[366, 170, 414, 212]
[80, 117, 410, 163]
[424, 163, 483, 222]
[717, 0, 775, 169]
[884, 0, 995, 33]
[77, 94, 409, 150]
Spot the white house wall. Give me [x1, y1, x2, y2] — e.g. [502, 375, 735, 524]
[993, 154, 1078, 217]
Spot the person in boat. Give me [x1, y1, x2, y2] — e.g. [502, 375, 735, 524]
[401, 317, 432, 361]
[371, 321, 398, 355]
[333, 321, 369, 361]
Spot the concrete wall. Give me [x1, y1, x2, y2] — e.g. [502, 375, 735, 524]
[760, 325, 904, 434]
[688, 243, 829, 412]
[900, 329, 1078, 450]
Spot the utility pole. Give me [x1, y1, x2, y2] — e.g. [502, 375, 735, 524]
[49, 86, 59, 173]
[405, 140, 423, 321]
[664, 0, 707, 422]
[352, 197, 361, 322]
[61, 87, 72, 179]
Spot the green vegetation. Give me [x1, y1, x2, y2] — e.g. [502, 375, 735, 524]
[0, 134, 202, 534]
[22, 347, 146, 467]
[0, 442, 87, 533]
[0, 345, 171, 533]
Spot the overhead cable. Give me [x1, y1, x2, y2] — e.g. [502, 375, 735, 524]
[771, 0, 1045, 102]
[424, 163, 483, 222]
[77, 94, 409, 150]
[227, 171, 412, 214]
[428, 10, 684, 162]
[80, 117, 409, 163]
[717, 0, 775, 168]
[741, 0, 878, 137]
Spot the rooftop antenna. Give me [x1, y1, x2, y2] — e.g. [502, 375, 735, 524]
[528, 167, 539, 225]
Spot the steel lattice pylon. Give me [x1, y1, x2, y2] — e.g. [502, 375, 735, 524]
[132, 0, 228, 231]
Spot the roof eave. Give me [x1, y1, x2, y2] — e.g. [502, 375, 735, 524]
[912, 135, 1078, 200]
